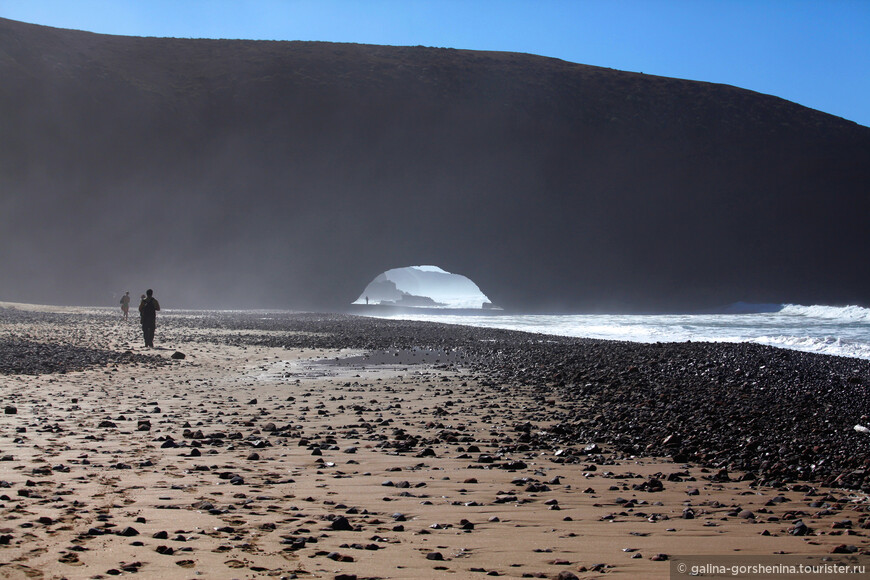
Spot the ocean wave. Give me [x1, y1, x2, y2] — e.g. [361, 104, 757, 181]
[717, 301, 784, 314]
[780, 304, 870, 322]
[750, 334, 870, 359]
[369, 304, 870, 360]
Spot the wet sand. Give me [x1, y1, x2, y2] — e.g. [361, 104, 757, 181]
[1, 303, 868, 579]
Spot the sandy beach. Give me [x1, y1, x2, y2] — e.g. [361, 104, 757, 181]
[1, 303, 868, 579]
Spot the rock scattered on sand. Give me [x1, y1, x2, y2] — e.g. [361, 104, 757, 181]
[2, 306, 869, 579]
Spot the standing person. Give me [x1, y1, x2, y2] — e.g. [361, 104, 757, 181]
[120, 291, 131, 320]
[138, 289, 161, 348]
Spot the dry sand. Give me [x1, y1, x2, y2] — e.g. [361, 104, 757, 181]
[1, 304, 868, 579]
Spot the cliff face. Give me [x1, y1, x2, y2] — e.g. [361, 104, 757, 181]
[1, 18, 869, 311]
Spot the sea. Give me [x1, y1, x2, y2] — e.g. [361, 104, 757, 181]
[363, 303, 870, 361]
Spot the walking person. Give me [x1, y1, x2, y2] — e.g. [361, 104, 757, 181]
[138, 289, 161, 347]
[120, 291, 131, 320]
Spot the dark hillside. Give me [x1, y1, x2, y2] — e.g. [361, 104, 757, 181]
[1, 18, 868, 311]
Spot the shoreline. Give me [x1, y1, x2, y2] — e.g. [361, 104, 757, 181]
[1, 304, 869, 578]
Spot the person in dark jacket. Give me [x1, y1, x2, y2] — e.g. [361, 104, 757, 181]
[138, 289, 161, 347]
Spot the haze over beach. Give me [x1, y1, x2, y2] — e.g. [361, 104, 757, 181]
[2, 2, 870, 579]
[0, 0, 869, 311]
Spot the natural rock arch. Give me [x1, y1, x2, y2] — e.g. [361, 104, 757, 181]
[354, 265, 494, 309]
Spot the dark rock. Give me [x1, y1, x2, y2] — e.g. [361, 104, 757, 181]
[712, 469, 731, 482]
[120, 562, 142, 572]
[526, 482, 551, 492]
[501, 460, 527, 470]
[645, 478, 664, 492]
[331, 516, 354, 531]
[789, 520, 810, 536]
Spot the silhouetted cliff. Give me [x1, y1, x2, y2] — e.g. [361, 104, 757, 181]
[1, 18, 868, 311]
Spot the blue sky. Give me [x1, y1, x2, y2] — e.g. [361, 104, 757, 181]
[1, 0, 868, 127]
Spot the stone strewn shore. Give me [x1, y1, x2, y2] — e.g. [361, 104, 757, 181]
[0, 337, 162, 375]
[0, 306, 165, 375]
[3, 307, 870, 489]
[1, 305, 869, 578]
[160, 311, 870, 491]
[497, 340, 870, 490]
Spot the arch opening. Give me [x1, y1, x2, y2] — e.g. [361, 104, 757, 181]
[353, 265, 498, 310]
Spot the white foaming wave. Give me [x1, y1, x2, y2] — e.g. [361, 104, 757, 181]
[437, 297, 491, 309]
[780, 304, 870, 322]
[458, 315, 657, 341]
[750, 335, 870, 359]
[369, 309, 870, 360]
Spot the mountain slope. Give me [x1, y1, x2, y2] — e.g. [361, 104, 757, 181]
[1, 17, 868, 311]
